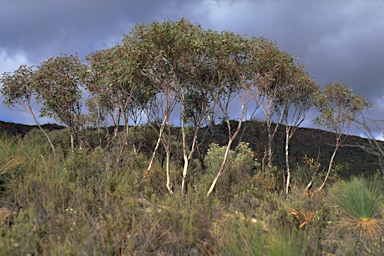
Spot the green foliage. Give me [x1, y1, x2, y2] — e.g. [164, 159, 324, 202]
[204, 143, 226, 174]
[0, 65, 35, 112]
[0, 211, 43, 255]
[34, 55, 87, 122]
[202, 142, 257, 198]
[204, 142, 256, 176]
[34, 54, 88, 149]
[0, 138, 143, 255]
[315, 82, 370, 134]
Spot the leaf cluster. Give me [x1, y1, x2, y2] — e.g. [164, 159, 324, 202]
[314, 82, 370, 134]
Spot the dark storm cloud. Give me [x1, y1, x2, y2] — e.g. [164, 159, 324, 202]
[198, 0, 384, 136]
[0, 0, 201, 61]
[1, 0, 384, 134]
[201, 0, 384, 99]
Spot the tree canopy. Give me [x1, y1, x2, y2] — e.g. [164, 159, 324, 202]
[0, 19, 369, 195]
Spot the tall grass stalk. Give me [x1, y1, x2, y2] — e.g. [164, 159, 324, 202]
[267, 227, 308, 256]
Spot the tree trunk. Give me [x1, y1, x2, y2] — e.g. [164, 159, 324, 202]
[181, 98, 188, 194]
[206, 173, 220, 197]
[285, 127, 290, 195]
[112, 109, 121, 138]
[123, 111, 129, 145]
[181, 122, 200, 194]
[30, 107, 56, 156]
[317, 138, 340, 191]
[181, 158, 188, 194]
[206, 130, 234, 197]
[206, 153, 230, 197]
[147, 117, 166, 172]
[267, 123, 273, 168]
[206, 99, 248, 197]
[180, 88, 204, 194]
[165, 149, 174, 195]
[70, 133, 74, 152]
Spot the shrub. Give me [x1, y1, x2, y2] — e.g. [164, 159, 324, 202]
[202, 142, 258, 200]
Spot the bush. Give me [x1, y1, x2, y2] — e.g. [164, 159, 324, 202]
[202, 142, 258, 199]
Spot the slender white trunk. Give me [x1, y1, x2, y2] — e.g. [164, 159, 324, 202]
[113, 108, 122, 138]
[206, 123, 236, 197]
[123, 112, 129, 145]
[264, 97, 285, 169]
[206, 85, 254, 197]
[181, 159, 188, 194]
[266, 98, 273, 168]
[147, 117, 166, 172]
[70, 133, 74, 152]
[180, 89, 203, 194]
[30, 107, 56, 156]
[267, 121, 273, 168]
[207, 174, 220, 197]
[206, 143, 231, 197]
[181, 128, 200, 193]
[181, 96, 188, 194]
[317, 138, 340, 191]
[165, 149, 174, 194]
[285, 128, 290, 195]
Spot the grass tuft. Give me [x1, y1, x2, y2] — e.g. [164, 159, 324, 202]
[331, 175, 384, 240]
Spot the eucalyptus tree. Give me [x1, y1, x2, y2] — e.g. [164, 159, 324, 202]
[0, 65, 56, 155]
[123, 19, 203, 194]
[118, 42, 156, 155]
[206, 32, 261, 197]
[314, 82, 370, 190]
[86, 43, 153, 158]
[276, 64, 319, 195]
[86, 47, 124, 139]
[34, 54, 88, 151]
[173, 25, 218, 194]
[122, 19, 261, 195]
[255, 41, 300, 170]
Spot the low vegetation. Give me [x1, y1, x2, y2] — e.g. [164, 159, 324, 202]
[0, 128, 382, 255]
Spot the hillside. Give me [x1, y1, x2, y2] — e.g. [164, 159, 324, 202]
[0, 119, 380, 177]
[0, 120, 63, 136]
[193, 120, 379, 178]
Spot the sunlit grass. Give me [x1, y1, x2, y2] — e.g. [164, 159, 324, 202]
[0, 134, 26, 175]
[267, 227, 308, 256]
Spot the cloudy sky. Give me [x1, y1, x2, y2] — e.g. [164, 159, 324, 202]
[1, 0, 383, 135]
